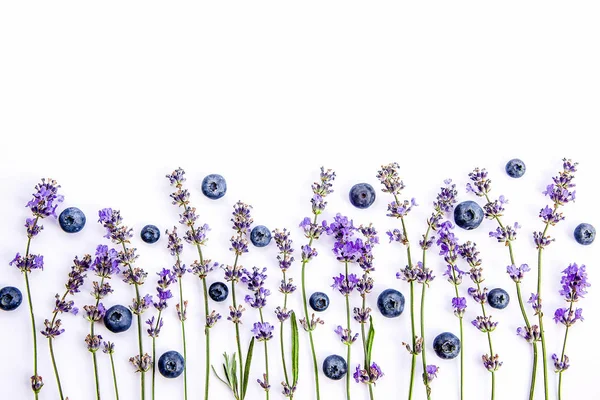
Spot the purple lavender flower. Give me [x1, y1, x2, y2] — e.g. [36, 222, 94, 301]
[83, 303, 106, 322]
[241, 267, 268, 291]
[10, 253, 44, 272]
[553, 308, 583, 327]
[516, 325, 541, 343]
[533, 231, 555, 249]
[332, 238, 363, 262]
[468, 287, 488, 304]
[98, 208, 133, 244]
[279, 279, 296, 294]
[466, 168, 491, 197]
[166, 227, 184, 257]
[85, 334, 103, 352]
[552, 354, 570, 372]
[424, 365, 439, 382]
[223, 265, 242, 283]
[387, 229, 407, 244]
[206, 310, 221, 328]
[130, 354, 152, 373]
[273, 228, 294, 271]
[281, 382, 297, 397]
[483, 195, 508, 219]
[331, 273, 359, 296]
[31, 376, 44, 393]
[416, 262, 435, 285]
[54, 295, 78, 315]
[184, 223, 210, 246]
[387, 198, 418, 218]
[312, 167, 336, 197]
[396, 265, 419, 282]
[433, 179, 458, 214]
[301, 245, 318, 262]
[25, 218, 43, 238]
[91, 245, 121, 278]
[231, 201, 253, 234]
[245, 287, 271, 309]
[65, 254, 92, 294]
[122, 267, 148, 286]
[228, 305, 245, 324]
[376, 162, 404, 195]
[489, 222, 520, 243]
[452, 297, 467, 318]
[146, 316, 164, 338]
[275, 307, 292, 322]
[166, 168, 186, 187]
[356, 274, 374, 295]
[559, 263, 590, 302]
[257, 373, 270, 391]
[130, 294, 153, 315]
[472, 316, 498, 332]
[191, 259, 220, 279]
[251, 321, 275, 341]
[179, 206, 197, 227]
[443, 265, 466, 285]
[326, 214, 356, 242]
[311, 194, 327, 215]
[457, 241, 482, 268]
[528, 293, 542, 315]
[26, 178, 63, 218]
[353, 307, 371, 323]
[299, 313, 324, 332]
[299, 217, 327, 240]
[353, 362, 384, 384]
[482, 354, 502, 372]
[334, 325, 358, 345]
[507, 264, 530, 283]
[230, 236, 249, 255]
[41, 319, 65, 338]
[539, 206, 564, 225]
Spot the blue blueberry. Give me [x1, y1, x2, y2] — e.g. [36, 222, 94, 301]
[140, 225, 160, 244]
[322, 354, 347, 380]
[309, 292, 330, 312]
[201, 174, 227, 200]
[158, 351, 185, 378]
[377, 288, 405, 318]
[0, 286, 22, 311]
[574, 223, 595, 245]
[349, 183, 376, 209]
[103, 305, 133, 333]
[209, 282, 229, 302]
[487, 288, 510, 309]
[59, 207, 86, 233]
[505, 159, 526, 178]
[433, 332, 461, 360]
[454, 201, 484, 230]
[250, 225, 272, 247]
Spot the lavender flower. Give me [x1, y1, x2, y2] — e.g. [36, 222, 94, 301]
[517, 325, 541, 343]
[552, 354, 570, 372]
[482, 355, 502, 372]
[130, 354, 152, 373]
[331, 273, 359, 296]
[206, 310, 221, 328]
[257, 374, 271, 391]
[334, 325, 358, 345]
[228, 305, 245, 324]
[245, 287, 271, 309]
[98, 208, 133, 244]
[466, 168, 491, 197]
[252, 322, 275, 341]
[312, 167, 336, 197]
[275, 307, 292, 322]
[191, 259, 220, 279]
[10, 253, 44, 272]
[299, 313, 324, 332]
[273, 228, 295, 271]
[483, 195, 508, 219]
[299, 217, 327, 240]
[528, 294, 542, 315]
[353, 362, 384, 385]
[553, 308, 583, 327]
[26, 178, 63, 218]
[559, 263, 589, 302]
[91, 245, 121, 278]
[103, 341, 115, 354]
[85, 334, 103, 353]
[146, 316, 164, 338]
[281, 382, 297, 397]
[387, 198, 418, 218]
[376, 162, 404, 195]
[41, 319, 64, 339]
[353, 307, 371, 323]
[83, 304, 106, 322]
[452, 297, 467, 318]
[241, 267, 268, 292]
[507, 264, 530, 283]
[424, 365, 439, 383]
[472, 316, 498, 333]
[300, 245, 318, 262]
[231, 201, 253, 234]
[489, 222, 520, 244]
[279, 279, 296, 294]
[468, 287, 488, 304]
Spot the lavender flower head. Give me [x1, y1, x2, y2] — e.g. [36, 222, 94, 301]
[91, 245, 121, 278]
[273, 228, 294, 271]
[10, 253, 44, 273]
[26, 178, 63, 219]
[353, 362, 384, 385]
[376, 162, 404, 195]
[166, 226, 184, 257]
[231, 201, 253, 235]
[334, 325, 358, 345]
[312, 167, 336, 198]
[559, 263, 590, 302]
[452, 297, 467, 318]
[332, 273, 359, 296]
[241, 267, 268, 292]
[507, 264, 530, 283]
[98, 208, 133, 244]
[424, 365, 439, 383]
[153, 268, 175, 311]
[466, 168, 491, 197]
[251, 321, 274, 341]
[245, 287, 271, 309]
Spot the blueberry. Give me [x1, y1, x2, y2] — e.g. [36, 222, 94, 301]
[209, 282, 229, 302]
[0, 286, 22, 311]
[487, 288, 510, 309]
[250, 225, 272, 247]
[505, 159, 526, 178]
[158, 351, 185, 378]
[140, 225, 160, 244]
[103, 305, 133, 333]
[574, 223, 595, 245]
[433, 332, 461, 359]
[322, 354, 347, 380]
[59, 207, 86, 233]
[454, 201, 484, 230]
[201, 174, 227, 200]
[309, 292, 330, 312]
[377, 288, 405, 318]
[349, 183, 376, 209]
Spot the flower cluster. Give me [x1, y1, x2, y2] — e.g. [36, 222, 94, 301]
[26, 178, 64, 219]
[437, 222, 467, 317]
[146, 269, 176, 338]
[42, 254, 92, 339]
[353, 362, 384, 385]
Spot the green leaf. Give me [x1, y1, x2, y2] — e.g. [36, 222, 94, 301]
[231, 353, 239, 398]
[366, 316, 375, 366]
[212, 365, 231, 388]
[241, 338, 255, 399]
[291, 311, 300, 386]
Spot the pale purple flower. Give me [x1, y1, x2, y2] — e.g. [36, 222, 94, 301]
[516, 325, 541, 343]
[241, 267, 268, 291]
[25, 218, 43, 238]
[228, 305, 245, 324]
[166, 227, 184, 256]
[311, 167, 336, 197]
[91, 245, 121, 278]
[507, 264, 530, 283]
[191, 259, 220, 279]
[41, 319, 64, 339]
[376, 162, 404, 195]
[326, 214, 356, 242]
[85, 334, 103, 352]
[273, 228, 294, 271]
[472, 316, 498, 332]
[184, 223, 210, 246]
[231, 201, 253, 234]
[466, 168, 490, 197]
[279, 279, 296, 294]
[10, 253, 44, 272]
[356, 274, 374, 295]
[489, 222, 520, 243]
[98, 208, 133, 244]
[245, 287, 271, 309]
[483, 196, 508, 219]
[424, 365, 439, 382]
[452, 297, 467, 318]
[559, 263, 590, 302]
[353, 307, 371, 323]
[257, 373, 270, 391]
[468, 287, 488, 304]
[334, 325, 358, 345]
[26, 178, 63, 218]
[528, 293, 542, 315]
[533, 231, 554, 249]
[275, 307, 292, 322]
[482, 354, 502, 371]
[386, 198, 418, 219]
[230, 237, 249, 255]
[206, 310, 221, 328]
[146, 316, 164, 338]
[252, 321, 274, 341]
[299, 217, 326, 240]
[332, 273, 359, 296]
[552, 354, 570, 372]
[301, 245, 318, 262]
[539, 206, 564, 225]
[353, 362, 384, 384]
[387, 229, 407, 244]
[553, 307, 583, 327]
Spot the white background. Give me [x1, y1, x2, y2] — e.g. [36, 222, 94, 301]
[0, 2, 599, 399]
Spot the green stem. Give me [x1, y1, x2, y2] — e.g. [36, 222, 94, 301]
[109, 352, 120, 400]
[230, 248, 244, 397]
[201, 279, 209, 400]
[344, 262, 351, 400]
[420, 223, 433, 400]
[280, 271, 290, 386]
[259, 308, 270, 400]
[23, 216, 40, 400]
[91, 322, 101, 400]
[360, 294, 374, 400]
[408, 282, 416, 400]
[151, 311, 162, 400]
[557, 303, 572, 400]
[300, 214, 321, 400]
[178, 276, 189, 400]
[48, 339, 64, 400]
[449, 260, 463, 400]
[477, 283, 495, 400]
[537, 222, 551, 400]
[484, 193, 538, 400]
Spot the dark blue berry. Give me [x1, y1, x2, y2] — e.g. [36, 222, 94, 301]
[140, 225, 160, 244]
[505, 159, 526, 178]
[454, 201, 484, 230]
[201, 174, 227, 200]
[158, 351, 185, 378]
[103, 305, 133, 333]
[349, 183, 376, 209]
[209, 282, 229, 302]
[58, 207, 86, 233]
[309, 292, 329, 312]
[0, 286, 22, 311]
[377, 288, 405, 318]
[322, 354, 347, 380]
[574, 223, 595, 245]
[250, 225, 272, 247]
[487, 288, 510, 309]
[433, 332, 461, 360]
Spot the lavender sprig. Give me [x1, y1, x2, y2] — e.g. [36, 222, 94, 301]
[416, 179, 456, 399]
[10, 178, 63, 398]
[215, 201, 255, 400]
[377, 162, 420, 400]
[43, 254, 91, 400]
[166, 168, 221, 400]
[533, 159, 578, 400]
[148, 268, 175, 400]
[467, 167, 539, 400]
[84, 244, 121, 400]
[458, 241, 501, 400]
[436, 221, 465, 400]
[98, 208, 151, 400]
[273, 228, 299, 398]
[299, 167, 336, 400]
[102, 342, 121, 399]
[553, 263, 589, 400]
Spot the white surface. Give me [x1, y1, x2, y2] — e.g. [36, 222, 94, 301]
[0, 2, 599, 399]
